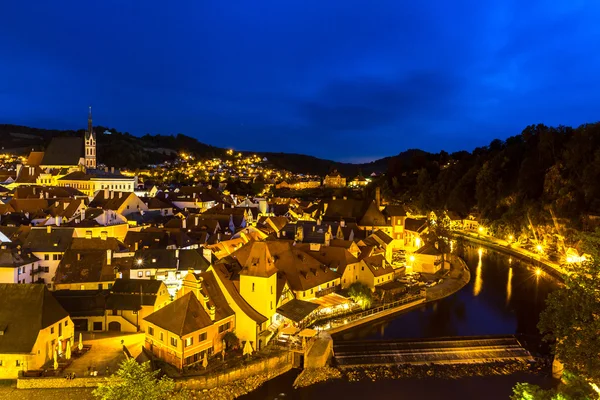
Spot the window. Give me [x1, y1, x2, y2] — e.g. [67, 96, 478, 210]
[44, 254, 50, 261]
[252, 283, 255, 292]
[160, 332, 164, 341]
[108, 283, 113, 289]
[148, 326, 154, 336]
[185, 337, 193, 347]
[170, 337, 177, 347]
[146, 271, 152, 277]
[0, 360, 3, 366]
[98, 284, 102, 290]
[43, 266, 49, 273]
[361, 266, 364, 271]
[15, 360, 21, 367]
[53, 254, 59, 261]
[199, 332, 207, 342]
[270, 301, 273, 310]
[219, 322, 232, 333]
[138, 271, 143, 278]
[51, 327, 54, 334]
[270, 286, 273, 294]
[65, 320, 68, 327]
[80, 285, 85, 290]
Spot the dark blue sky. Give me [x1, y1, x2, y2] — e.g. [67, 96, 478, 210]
[1, 1, 599, 162]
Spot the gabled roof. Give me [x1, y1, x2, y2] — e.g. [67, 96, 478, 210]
[0, 249, 39, 268]
[144, 292, 213, 336]
[212, 263, 267, 324]
[41, 136, 84, 166]
[190, 271, 235, 321]
[89, 191, 133, 211]
[236, 241, 278, 278]
[54, 249, 116, 285]
[362, 254, 395, 277]
[383, 205, 407, 218]
[22, 227, 74, 252]
[70, 237, 126, 251]
[0, 284, 69, 353]
[414, 243, 442, 256]
[276, 299, 319, 323]
[404, 218, 428, 233]
[131, 249, 210, 272]
[111, 278, 163, 295]
[27, 151, 45, 167]
[359, 200, 387, 227]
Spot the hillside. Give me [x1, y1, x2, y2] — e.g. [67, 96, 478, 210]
[385, 122, 600, 233]
[0, 124, 391, 175]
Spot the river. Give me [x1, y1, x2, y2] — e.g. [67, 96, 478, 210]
[241, 246, 560, 400]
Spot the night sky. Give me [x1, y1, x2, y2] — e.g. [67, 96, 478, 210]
[1, 1, 599, 162]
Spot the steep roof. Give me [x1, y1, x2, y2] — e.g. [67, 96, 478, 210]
[0, 284, 69, 353]
[194, 271, 235, 321]
[144, 292, 213, 336]
[235, 241, 278, 278]
[404, 218, 428, 233]
[22, 227, 75, 252]
[111, 278, 163, 295]
[383, 205, 407, 218]
[41, 136, 84, 166]
[27, 151, 45, 167]
[0, 249, 39, 268]
[54, 249, 116, 285]
[212, 263, 267, 323]
[414, 243, 442, 256]
[359, 200, 387, 227]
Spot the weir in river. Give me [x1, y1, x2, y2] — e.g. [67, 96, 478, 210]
[333, 335, 533, 367]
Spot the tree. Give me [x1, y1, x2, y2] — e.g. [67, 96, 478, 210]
[93, 359, 190, 400]
[511, 229, 600, 399]
[347, 282, 373, 309]
[223, 331, 240, 351]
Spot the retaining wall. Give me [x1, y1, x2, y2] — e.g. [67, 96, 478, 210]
[17, 376, 103, 389]
[175, 351, 293, 391]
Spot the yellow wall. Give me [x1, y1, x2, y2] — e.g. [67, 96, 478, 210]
[0, 316, 73, 379]
[239, 274, 277, 324]
[144, 315, 234, 369]
[295, 277, 340, 300]
[54, 280, 115, 291]
[72, 224, 129, 241]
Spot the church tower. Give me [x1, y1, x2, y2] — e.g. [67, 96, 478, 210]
[85, 106, 97, 169]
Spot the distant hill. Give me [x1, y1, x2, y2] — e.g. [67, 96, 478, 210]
[0, 124, 391, 175]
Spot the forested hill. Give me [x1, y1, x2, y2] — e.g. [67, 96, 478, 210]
[0, 124, 389, 175]
[386, 122, 600, 231]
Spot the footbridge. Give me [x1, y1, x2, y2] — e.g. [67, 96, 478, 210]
[334, 335, 533, 367]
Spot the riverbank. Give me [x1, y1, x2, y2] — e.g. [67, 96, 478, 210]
[325, 256, 470, 335]
[455, 231, 564, 280]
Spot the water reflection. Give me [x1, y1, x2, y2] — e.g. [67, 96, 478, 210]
[506, 268, 513, 305]
[473, 249, 483, 296]
[335, 247, 560, 342]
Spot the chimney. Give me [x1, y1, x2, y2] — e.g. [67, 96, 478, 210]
[134, 241, 139, 251]
[182, 218, 187, 229]
[81, 208, 86, 220]
[340, 219, 345, 228]
[277, 231, 280, 238]
[202, 248, 212, 262]
[106, 249, 112, 265]
[46, 225, 51, 234]
[77, 253, 81, 261]
[111, 167, 115, 174]
[375, 187, 381, 208]
[57, 216, 62, 226]
[118, 192, 122, 199]
[105, 167, 108, 173]
[195, 216, 199, 226]
[209, 306, 216, 321]
[101, 231, 107, 240]
[382, 258, 385, 269]
[175, 249, 179, 259]
[222, 203, 225, 210]
[110, 191, 114, 199]
[104, 189, 109, 199]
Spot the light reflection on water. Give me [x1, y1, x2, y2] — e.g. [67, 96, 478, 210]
[473, 250, 483, 296]
[506, 267, 513, 305]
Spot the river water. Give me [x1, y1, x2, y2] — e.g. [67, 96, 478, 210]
[241, 246, 560, 400]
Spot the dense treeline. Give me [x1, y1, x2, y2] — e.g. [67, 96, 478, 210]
[386, 123, 600, 232]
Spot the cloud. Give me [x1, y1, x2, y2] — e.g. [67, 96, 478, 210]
[298, 72, 463, 132]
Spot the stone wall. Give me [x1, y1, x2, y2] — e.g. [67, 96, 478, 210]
[17, 376, 103, 389]
[176, 351, 293, 391]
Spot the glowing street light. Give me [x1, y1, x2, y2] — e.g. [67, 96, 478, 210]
[136, 258, 144, 266]
[507, 235, 514, 242]
[535, 267, 542, 277]
[478, 226, 484, 234]
[536, 244, 543, 254]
